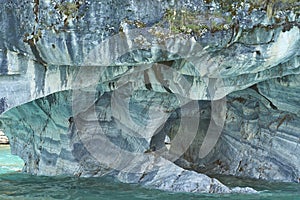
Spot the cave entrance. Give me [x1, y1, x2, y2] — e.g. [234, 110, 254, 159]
[0, 131, 24, 174]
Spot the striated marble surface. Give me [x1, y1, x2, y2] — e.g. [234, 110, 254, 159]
[0, 91, 256, 193]
[0, 0, 300, 193]
[178, 87, 300, 183]
[0, 0, 299, 111]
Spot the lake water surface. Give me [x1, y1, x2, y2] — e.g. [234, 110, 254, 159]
[0, 145, 299, 200]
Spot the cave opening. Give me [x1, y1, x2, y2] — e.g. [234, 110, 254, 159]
[0, 130, 24, 174]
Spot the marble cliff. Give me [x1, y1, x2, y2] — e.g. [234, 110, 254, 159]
[0, 0, 299, 193]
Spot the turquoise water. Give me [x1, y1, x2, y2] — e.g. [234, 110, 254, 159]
[0, 145, 24, 174]
[0, 146, 299, 200]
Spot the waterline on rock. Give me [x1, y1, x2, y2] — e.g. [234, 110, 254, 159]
[0, 173, 299, 200]
[0, 146, 299, 199]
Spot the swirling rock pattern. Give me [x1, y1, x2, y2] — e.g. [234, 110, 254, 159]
[0, 0, 299, 193]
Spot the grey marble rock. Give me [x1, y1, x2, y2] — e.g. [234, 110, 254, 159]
[0, 0, 300, 194]
[176, 87, 300, 183]
[0, 90, 256, 193]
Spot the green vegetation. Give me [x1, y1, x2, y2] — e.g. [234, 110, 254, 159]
[249, 0, 299, 18]
[161, 8, 233, 35]
[23, 29, 42, 45]
[55, 2, 81, 17]
[54, 1, 84, 26]
[204, 0, 299, 17]
[160, 0, 299, 36]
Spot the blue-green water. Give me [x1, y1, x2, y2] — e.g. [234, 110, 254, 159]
[0, 145, 24, 174]
[0, 146, 299, 200]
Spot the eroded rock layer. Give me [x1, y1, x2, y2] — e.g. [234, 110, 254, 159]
[0, 0, 300, 193]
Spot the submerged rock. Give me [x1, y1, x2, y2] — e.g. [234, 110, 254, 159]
[0, 0, 299, 194]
